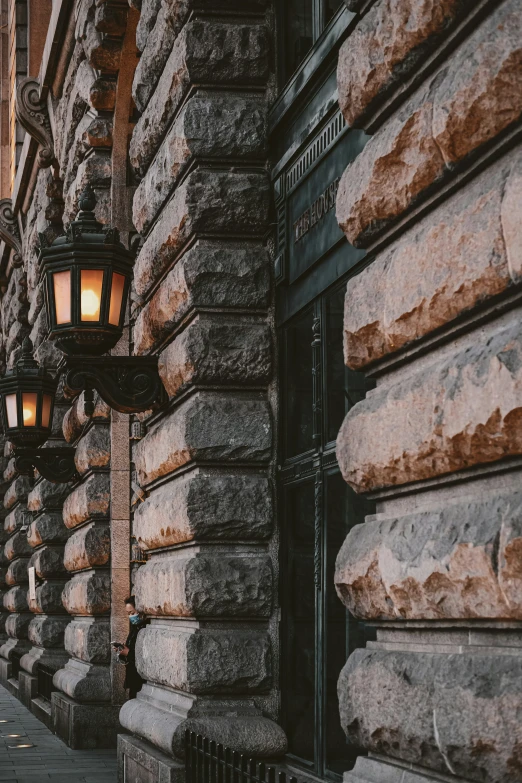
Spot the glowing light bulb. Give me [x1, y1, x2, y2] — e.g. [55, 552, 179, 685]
[22, 396, 37, 427]
[23, 407, 33, 422]
[81, 288, 100, 317]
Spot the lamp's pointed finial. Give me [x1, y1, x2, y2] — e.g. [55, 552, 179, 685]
[77, 185, 96, 216]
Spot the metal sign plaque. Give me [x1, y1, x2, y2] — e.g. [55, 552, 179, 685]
[28, 567, 36, 601]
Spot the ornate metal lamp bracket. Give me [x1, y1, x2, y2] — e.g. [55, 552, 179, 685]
[63, 356, 166, 414]
[14, 447, 79, 484]
[16, 77, 56, 169]
[0, 199, 22, 267]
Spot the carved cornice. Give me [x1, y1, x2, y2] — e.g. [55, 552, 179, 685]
[15, 77, 55, 169]
[0, 199, 22, 266]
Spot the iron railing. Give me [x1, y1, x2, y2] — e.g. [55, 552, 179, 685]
[37, 664, 56, 702]
[186, 732, 298, 783]
[10, 651, 23, 680]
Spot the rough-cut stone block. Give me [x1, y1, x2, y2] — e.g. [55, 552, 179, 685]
[136, 625, 271, 694]
[159, 316, 272, 398]
[53, 658, 111, 702]
[27, 479, 70, 511]
[133, 93, 267, 233]
[63, 392, 110, 444]
[64, 617, 110, 663]
[63, 474, 110, 529]
[74, 425, 110, 475]
[134, 392, 272, 486]
[338, 0, 468, 127]
[4, 504, 26, 534]
[134, 170, 269, 297]
[135, 553, 272, 617]
[28, 580, 66, 614]
[134, 469, 272, 550]
[344, 149, 522, 368]
[335, 490, 522, 620]
[52, 691, 120, 749]
[3, 477, 32, 509]
[27, 513, 70, 547]
[64, 523, 111, 572]
[337, 321, 522, 492]
[29, 546, 66, 579]
[28, 615, 69, 648]
[62, 570, 111, 616]
[6, 557, 30, 585]
[4, 586, 28, 612]
[130, 20, 269, 173]
[337, 0, 522, 247]
[339, 649, 522, 783]
[5, 612, 31, 638]
[134, 240, 269, 355]
[5, 530, 33, 560]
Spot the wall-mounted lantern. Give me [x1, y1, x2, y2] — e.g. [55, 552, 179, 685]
[0, 338, 77, 483]
[39, 186, 165, 414]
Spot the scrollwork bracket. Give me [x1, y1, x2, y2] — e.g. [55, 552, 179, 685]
[16, 77, 56, 169]
[14, 447, 79, 484]
[0, 199, 22, 266]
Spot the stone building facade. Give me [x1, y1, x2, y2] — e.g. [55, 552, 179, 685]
[0, 2, 520, 783]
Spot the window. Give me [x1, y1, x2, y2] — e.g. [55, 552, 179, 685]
[283, 0, 344, 79]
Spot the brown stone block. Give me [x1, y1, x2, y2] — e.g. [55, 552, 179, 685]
[75, 425, 110, 476]
[62, 570, 111, 616]
[28, 479, 70, 512]
[135, 552, 272, 617]
[64, 523, 111, 572]
[134, 240, 269, 355]
[344, 149, 522, 369]
[5, 530, 33, 561]
[4, 505, 26, 534]
[136, 625, 271, 694]
[336, 0, 522, 247]
[133, 93, 268, 234]
[133, 170, 270, 297]
[4, 477, 32, 510]
[339, 648, 522, 782]
[63, 392, 110, 444]
[29, 546, 67, 579]
[134, 391, 272, 487]
[63, 474, 110, 530]
[27, 513, 70, 547]
[6, 557, 30, 586]
[337, 321, 522, 492]
[82, 20, 122, 72]
[130, 20, 270, 173]
[335, 490, 522, 621]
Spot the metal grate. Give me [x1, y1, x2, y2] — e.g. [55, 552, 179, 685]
[37, 664, 56, 702]
[186, 732, 298, 783]
[10, 651, 23, 680]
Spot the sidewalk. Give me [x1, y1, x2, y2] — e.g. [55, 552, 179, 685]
[0, 685, 117, 782]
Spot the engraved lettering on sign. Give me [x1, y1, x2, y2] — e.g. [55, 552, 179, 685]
[294, 178, 340, 244]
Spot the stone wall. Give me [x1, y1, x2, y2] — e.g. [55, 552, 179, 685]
[334, 1, 522, 782]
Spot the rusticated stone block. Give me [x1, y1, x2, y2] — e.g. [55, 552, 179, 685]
[0, 567, 6, 588]
[81, 20, 122, 72]
[4, 504, 26, 534]
[337, 321, 522, 492]
[6, 558, 30, 586]
[5, 530, 33, 560]
[344, 149, 522, 369]
[338, 0, 467, 127]
[337, 0, 522, 247]
[134, 469, 272, 550]
[29, 546, 66, 579]
[28, 581, 66, 614]
[134, 392, 272, 486]
[134, 240, 269, 355]
[135, 553, 272, 617]
[63, 474, 110, 529]
[339, 649, 522, 783]
[335, 490, 522, 621]
[134, 170, 269, 297]
[63, 392, 110, 444]
[62, 570, 111, 616]
[3, 477, 32, 509]
[64, 523, 111, 572]
[27, 513, 70, 547]
[54, 658, 111, 702]
[130, 20, 269, 172]
[135, 0, 162, 51]
[136, 626, 271, 694]
[4, 586, 28, 613]
[5, 612, 31, 638]
[27, 479, 70, 512]
[74, 426, 110, 475]
[64, 617, 110, 663]
[28, 615, 69, 648]
[159, 316, 272, 398]
[133, 93, 267, 233]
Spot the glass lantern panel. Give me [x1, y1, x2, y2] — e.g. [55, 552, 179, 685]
[53, 271, 72, 324]
[108, 272, 125, 326]
[5, 394, 17, 427]
[22, 393, 38, 427]
[80, 269, 104, 322]
[41, 394, 53, 428]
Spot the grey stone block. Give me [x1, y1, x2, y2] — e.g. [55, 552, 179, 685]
[28, 580, 66, 614]
[64, 617, 110, 664]
[61, 570, 111, 616]
[52, 691, 120, 749]
[63, 522, 111, 572]
[27, 513, 70, 547]
[29, 547, 66, 579]
[27, 480, 70, 512]
[63, 474, 110, 530]
[27, 616, 70, 649]
[74, 426, 110, 476]
[53, 658, 111, 703]
[118, 733, 185, 783]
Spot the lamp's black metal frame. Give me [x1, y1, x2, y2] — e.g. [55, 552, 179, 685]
[14, 446, 79, 483]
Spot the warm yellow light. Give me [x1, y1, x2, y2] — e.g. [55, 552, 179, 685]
[22, 393, 37, 427]
[80, 269, 104, 322]
[81, 288, 100, 317]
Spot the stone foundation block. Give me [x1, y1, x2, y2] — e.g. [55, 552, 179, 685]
[134, 170, 269, 296]
[118, 733, 185, 783]
[345, 756, 453, 783]
[134, 552, 272, 618]
[337, 320, 522, 492]
[3, 477, 32, 509]
[0, 637, 31, 665]
[29, 546, 66, 578]
[21, 646, 70, 676]
[5, 612, 31, 638]
[6, 557, 30, 585]
[63, 522, 111, 571]
[74, 426, 110, 475]
[27, 479, 70, 512]
[18, 670, 37, 710]
[134, 240, 269, 355]
[54, 658, 111, 702]
[339, 648, 522, 783]
[27, 512, 70, 546]
[5, 529, 33, 560]
[134, 392, 272, 486]
[134, 469, 272, 550]
[5, 504, 26, 533]
[64, 617, 110, 663]
[52, 690, 120, 749]
[27, 615, 70, 649]
[63, 473, 110, 529]
[62, 570, 111, 615]
[28, 580, 67, 614]
[4, 586, 29, 613]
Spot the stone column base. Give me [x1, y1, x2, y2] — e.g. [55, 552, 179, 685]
[51, 691, 121, 749]
[345, 757, 458, 783]
[18, 671, 37, 709]
[118, 734, 185, 783]
[0, 657, 12, 687]
[31, 695, 53, 730]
